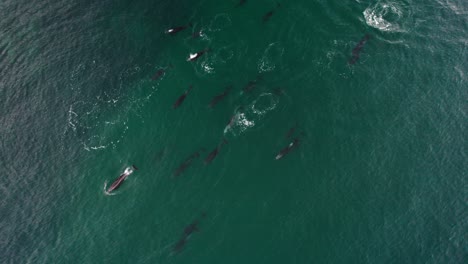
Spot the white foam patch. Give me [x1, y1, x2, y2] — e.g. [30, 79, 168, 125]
[223, 112, 255, 136]
[238, 113, 255, 128]
[224, 94, 279, 137]
[363, 2, 403, 32]
[201, 62, 214, 74]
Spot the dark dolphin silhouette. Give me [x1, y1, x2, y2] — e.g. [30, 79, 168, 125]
[263, 11, 274, 22]
[166, 23, 192, 35]
[285, 122, 299, 138]
[151, 65, 172, 81]
[275, 138, 300, 160]
[348, 34, 371, 65]
[209, 86, 232, 108]
[236, 0, 247, 7]
[173, 85, 194, 109]
[173, 149, 205, 177]
[243, 80, 257, 93]
[151, 69, 165, 80]
[262, 3, 281, 23]
[173, 237, 187, 253]
[172, 213, 207, 253]
[242, 75, 263, 93]
[204, 139, 228, 164]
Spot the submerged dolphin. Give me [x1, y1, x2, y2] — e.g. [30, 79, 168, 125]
[242, 75, 263, 93]
[204, 139, 228, 164]
[285, 122, 298, 138]
[187, 49, 210, 62]
[106, 165, 138, 193]
[236, 0, 247, 7]
[151, 69, 165, 80]
[275, 138, 300, 160]
[151, 65, 172, 81]
[173, 85, 194, 109]
[243, 80, 257, 93]
[173, 237, 188, 253]
[262, 11, 274, 22]
[348, 34, 371, 65]
[209, 85, 232, 108]
[173, 213, 207, 253]
[262, 3, 281, 23]
[173, 149, 204, 177]
[166, 23, 192, 35]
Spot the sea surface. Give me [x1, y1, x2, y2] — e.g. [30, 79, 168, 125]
[1, 0, 466, 263]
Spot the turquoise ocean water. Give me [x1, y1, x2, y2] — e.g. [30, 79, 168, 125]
[1, 0, 466, 263]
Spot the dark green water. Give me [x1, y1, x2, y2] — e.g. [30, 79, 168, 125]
[1, 0, 466, 263]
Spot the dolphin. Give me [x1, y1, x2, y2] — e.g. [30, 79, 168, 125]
[187, 49, 210, 62]
[151, 65, 172, 81]
[184, 213, 206, 236]
[236, 0, 247, 7]
[262, 3, 281, 23]
[262, 11, 274, 22]
[173, 149, 204, 177]
[172, 213, 207, 253]
[151, 69, 165, 80]
[183, 220, 200, 236]
[285, 122, 298, 138]
[209, 85, 232, 108]
[173, 85, 194, 109]
[243, 80, 257, 93]
[242, 75, 263, 93]
[106, 165, 138, 193]
[166, 23, 192, 35]
[275, 138, 299, 160]
[272, 87, 285, 96]
[204, 139, 228, 164]
[173, 237, 187, 253]
[348, 34, 371, 65]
